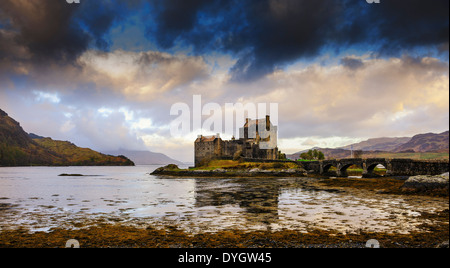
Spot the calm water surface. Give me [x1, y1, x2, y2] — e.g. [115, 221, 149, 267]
[0, 166, 448, 233]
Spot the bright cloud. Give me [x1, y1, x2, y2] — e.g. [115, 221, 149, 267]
[33, 91, 61, 104]
[79, 50, 210, 102]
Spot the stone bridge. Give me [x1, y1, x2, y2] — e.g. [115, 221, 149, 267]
[300, 158, 449, 177]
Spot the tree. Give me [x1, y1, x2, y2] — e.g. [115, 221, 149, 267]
[312, 149, 319, 159]
[299, 149, 325, 161]
[278, 151, 287, 160]
[318, 151, 325, 160]
[300, 152, 312, 160]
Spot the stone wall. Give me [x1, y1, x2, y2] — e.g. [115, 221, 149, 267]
[222, 140, 243, 158]
[195, 139, 221, 166]
[389, 159, 449, 176]
[195, 138, 279, 167]
[300, 158, 449, 177]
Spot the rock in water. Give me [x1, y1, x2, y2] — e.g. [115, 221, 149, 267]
[402, 174, 449, 195]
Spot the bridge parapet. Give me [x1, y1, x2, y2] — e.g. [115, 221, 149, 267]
[389, 159, 449, 176]
[300, 161, 321, 174]
[297, 158, 449, 177]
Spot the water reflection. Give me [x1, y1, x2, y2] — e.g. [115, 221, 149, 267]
[194, 178, 280, 227]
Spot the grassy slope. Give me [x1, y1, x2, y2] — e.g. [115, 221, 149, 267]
[0, 109, 134, 166]
[33, 138, 134, 166]
[0, 111, 65, 166]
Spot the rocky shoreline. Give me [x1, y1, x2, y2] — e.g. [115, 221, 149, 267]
[151, 164, 308, 177]
[152, 165, 449, 197]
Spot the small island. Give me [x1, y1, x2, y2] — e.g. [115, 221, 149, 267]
[151, 160, 308, 177]
[152, 116, 310, 177]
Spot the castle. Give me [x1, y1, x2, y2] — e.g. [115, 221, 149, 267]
[195, 116, 279, 166]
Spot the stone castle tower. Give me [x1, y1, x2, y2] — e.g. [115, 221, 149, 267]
[194, 116, 278, 167]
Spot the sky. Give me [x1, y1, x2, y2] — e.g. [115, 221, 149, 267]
[0, 0, 449, 163]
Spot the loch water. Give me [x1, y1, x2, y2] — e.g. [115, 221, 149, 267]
[0, 165, 448, 234]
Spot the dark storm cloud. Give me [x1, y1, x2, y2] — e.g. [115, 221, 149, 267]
[1, 0, 448, 81]
[74, 1, 134, 51]
[144, 0, 449, 81]
[0, 0, 88, 64]
[227, 0, 346, 81]
[0, 0, 128, 67]
[146, 0, 346, 81]
[368, 0, 449, 54]
[150, 0, 217, 48]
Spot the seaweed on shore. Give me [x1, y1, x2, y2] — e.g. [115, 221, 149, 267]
[0, 220, 448, 248]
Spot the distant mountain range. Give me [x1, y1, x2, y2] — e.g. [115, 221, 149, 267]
[104, 149, 184, 166]
[392, 131, 449, 153]
[288, 131, 449, 160]
[0, 109, 134, 167]
[339, 137, 412, 151]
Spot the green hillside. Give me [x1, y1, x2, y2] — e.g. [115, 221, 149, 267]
[33, 138, 134, 166]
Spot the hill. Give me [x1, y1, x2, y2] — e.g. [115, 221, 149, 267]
[104, 149, 184, 165]
[340, 137, 411, 151]
[287, 131, 449, 160]
[34, 138, 135, 166]
[104, 149, 183, 166]
[0, 109, 64, 166]
[393, 131, 449, 153]
[0, 109, 134, 167]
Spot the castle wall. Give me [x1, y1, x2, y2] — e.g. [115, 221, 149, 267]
[195, 138, 278, 166]
[195, 116, 279, 166]
[252, 147, 278, 160]
[222, 140, 243, 158]
[195, 139, 222, 166]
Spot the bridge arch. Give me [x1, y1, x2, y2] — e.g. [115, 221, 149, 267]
[367, 164, 387, 175]
[319, 160, 339, 176]
[322, 164, 337, 175]
[363, 159, 390, 177]
[339, 163, 364, 177]
[336, 159, 364, 177]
